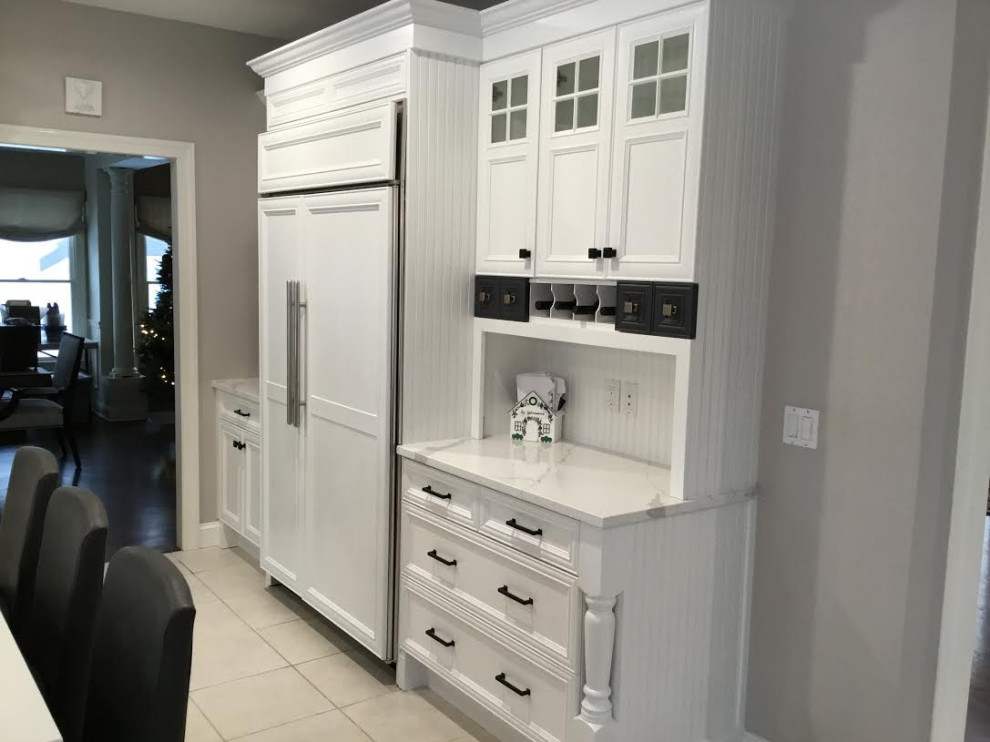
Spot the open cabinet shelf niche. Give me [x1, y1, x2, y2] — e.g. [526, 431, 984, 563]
[478, 332, 678, 467]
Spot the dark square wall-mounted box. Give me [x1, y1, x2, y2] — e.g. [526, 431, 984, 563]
[616, 281, 699, 339]
[474, 275, 530, 322]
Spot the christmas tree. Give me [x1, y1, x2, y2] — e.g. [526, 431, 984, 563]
[136, 242, 175, 411]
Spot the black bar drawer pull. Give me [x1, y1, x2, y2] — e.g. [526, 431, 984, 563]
[498, 585, 534, 606]
[425, 628, 455, 648]
[234, 409, 251, 417]
[495, 672, 531, 697]
[422, 485, 452, 501]
[506, 518, 543, 537]
[427, 549, 457, 567]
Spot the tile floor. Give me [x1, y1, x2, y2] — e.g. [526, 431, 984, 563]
[167, 546, 497, 742]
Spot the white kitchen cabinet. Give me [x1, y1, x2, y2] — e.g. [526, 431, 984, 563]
[214, 380, 262, 549]
[607, 5, 708, 281]
[476, 50, 542, 276]
[535, 29, 616, 279]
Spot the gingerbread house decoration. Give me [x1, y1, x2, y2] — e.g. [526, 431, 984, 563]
[509, 391, 558, 443]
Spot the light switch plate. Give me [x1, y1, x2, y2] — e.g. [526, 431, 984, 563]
[65, 77, 102, 117]
[606, 379, 620, 414]
[622, 381, 638, 416]
[783, 406, 819, 449]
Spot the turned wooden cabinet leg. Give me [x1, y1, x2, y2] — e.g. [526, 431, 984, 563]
[581, 594, 617, 725]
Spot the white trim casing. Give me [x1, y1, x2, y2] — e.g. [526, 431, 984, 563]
[0, 125, 201, 550]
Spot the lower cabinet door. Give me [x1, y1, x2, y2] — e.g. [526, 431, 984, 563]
[218, 420, 243, 532]
[244, 433, 262, 546]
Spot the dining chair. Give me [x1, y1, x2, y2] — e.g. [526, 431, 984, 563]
[83, 547, 195, 742]
[0, 446, 59, 630]
[22, 486, 108, 742]
[0, 333, 86, 468]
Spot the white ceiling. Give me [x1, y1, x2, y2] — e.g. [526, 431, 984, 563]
[60, 0, 501, 41]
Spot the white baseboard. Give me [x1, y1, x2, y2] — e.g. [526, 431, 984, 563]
[198, 521, 233, 548]
[744, 734, 770, 742]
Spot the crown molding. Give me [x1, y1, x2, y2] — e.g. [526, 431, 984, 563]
[248, 0, 481, 78]
[480, 0, 596, 36]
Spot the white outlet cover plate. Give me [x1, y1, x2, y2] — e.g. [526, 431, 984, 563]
[783, 406, 819, 449]
[65, 77, 102, 117]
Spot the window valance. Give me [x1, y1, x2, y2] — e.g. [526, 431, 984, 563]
[0, 187, 85, 241]
[135, 196, 172, 242]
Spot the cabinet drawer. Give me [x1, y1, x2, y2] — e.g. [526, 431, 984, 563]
[402, 586, 571, 742]
[480, 494, 579, 574]
[402, 460, 479, 530]
[403, 506, 578, 667]
[217, 391, 260, 429]
[259, 101, 396, 193]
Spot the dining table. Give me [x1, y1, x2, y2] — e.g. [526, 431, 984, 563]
[0, 613, 61, 741]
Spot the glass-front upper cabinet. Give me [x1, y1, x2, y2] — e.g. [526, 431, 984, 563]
[535, 28, 616, 279]
[608, 5, 708, 281]
[477, 50, 542, 276]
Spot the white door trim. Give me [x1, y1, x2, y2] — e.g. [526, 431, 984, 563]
[0, 124, 201, 550]
[930, 93, 990, 740]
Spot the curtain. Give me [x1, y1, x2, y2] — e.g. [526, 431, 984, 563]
[0, 187, 85, 241]
[135, 195, 171, 242]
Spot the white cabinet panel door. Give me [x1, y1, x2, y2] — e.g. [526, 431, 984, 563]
[259, 101, 397, 194]
[535, 29, 616, 279]
[218, 420, 243, 532]
[259, 196, 304, 590]
[608, 5, 708, 281]
[302, 188, 395, 660]
[476, 51, 541, 276]
[244, 433, 262, 546]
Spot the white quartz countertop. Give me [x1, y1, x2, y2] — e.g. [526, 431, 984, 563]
[397, 436, 752, 528]
[212, 378, 260, 403]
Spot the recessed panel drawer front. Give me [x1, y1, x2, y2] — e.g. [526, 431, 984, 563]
[402, 460, 479, 530]
[480, 493, 579, 574]
[258, 101, 396, 193]
[217, 391, 260, 431]
[403, 586, 571, 742]
[403, 506, 578, 667]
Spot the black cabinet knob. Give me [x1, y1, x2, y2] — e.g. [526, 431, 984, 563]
[518, 249, 531, 259]
[602, 247, 617, 259]
[588, 248, 602, 260]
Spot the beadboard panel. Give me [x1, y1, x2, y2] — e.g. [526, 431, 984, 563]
[401, 52, 478, 443]
[607, 498, 755, 741]
[684, 0, 786, 499]
[482, 333, 677, 465]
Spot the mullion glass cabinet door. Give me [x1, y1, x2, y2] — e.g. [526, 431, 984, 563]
[536, 28, 616, 279]
[477, 50, 542, 276]
[609, 5, 708, 282]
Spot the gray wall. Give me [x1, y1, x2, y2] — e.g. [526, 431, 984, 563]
[0, 0, 277, 523]
[747, 0, 990, 739]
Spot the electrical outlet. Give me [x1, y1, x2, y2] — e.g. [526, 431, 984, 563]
[607, 379, 621, 413]
[622, 381, 638, 416]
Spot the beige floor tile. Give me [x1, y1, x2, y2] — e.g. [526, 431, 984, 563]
[344, 690, 467, 742]
[297, 651, 396, 707]
[418, 690, 500, 742]
[224, 589, 307, 630]
[177, 547, 252, 574]
[258, 618, 350, 664]
[198, 561, 267, 600]
[192, 667, 333, 740]
[190, 601, 287, 690]
[230, 709, 372, 742]
[184, 573, 220, 606]
[167, 552, 192, 574]
[184, 698, 222, 742]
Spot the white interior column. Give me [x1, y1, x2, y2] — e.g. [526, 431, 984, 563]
[106, 167, 138, 378]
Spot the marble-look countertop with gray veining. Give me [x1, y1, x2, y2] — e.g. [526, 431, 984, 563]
[211, 378, 260, 404]
[397, 436, 753, 529]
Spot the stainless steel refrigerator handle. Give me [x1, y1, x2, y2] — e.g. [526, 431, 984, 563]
[286, 280, 297, 427]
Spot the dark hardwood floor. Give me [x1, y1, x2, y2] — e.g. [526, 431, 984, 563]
[0, 416, 177, 556]
[967, 517, 990, 740]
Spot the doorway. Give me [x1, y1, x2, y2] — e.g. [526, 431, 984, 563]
[0, 124, 200, 550]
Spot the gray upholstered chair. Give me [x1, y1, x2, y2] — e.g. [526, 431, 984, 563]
[22, 486, 108, 742]
[0, 332, 85, 468]
[0, 446, 59, 630]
